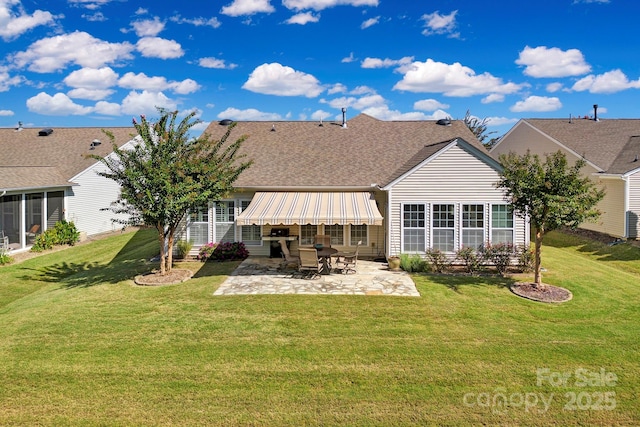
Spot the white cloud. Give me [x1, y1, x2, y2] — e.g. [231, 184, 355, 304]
[220, 0, 275, 17]
[573, 0, 609, 3]
[311, 109, 331, 120]
[572, 69, 640, 94]
[170, 15, 221, 28]
[486, 116, 518, 127]
[361, 16, 379, 29]
[26, 92, 93, 115]
[323, 93, 386, 111]
[0, 109, 14, 116]
[546, 82, 564, 93]
[286, 12, 320, 24]
[327, 83, 347, 94]
[63, 66, 119, 89]
[361, 56, 414, 69]
[421, 10, 459, 38]
[198, 57, 238, 69]
[414, 99, 449, 111]
[510, 96, 562, 112]
[118, 72, 200, 94]
[136, 37, 183, 59]
[364, 105, 447, 121]
[93, 100, 121, 115]
[393, 59, 524, 97]
[0, 67, 23, 91]
[11, 31, 134, 72]
[350, 85, 375, 95]
[282, 0, 379, 12]
[0, 0, 57, 40]
[481, 94, 504, 104]
[217, 107, 283, 121]
[341, 52, 356, 63]
[516, 46, 591, 78]
[131, 17, 165, 37]
[81, 12, 106, 22]
[67, 88, 114, 100]
[68, 0, 116, 10]
[120, 90, 178, 115]
[242, 63, 324, 97]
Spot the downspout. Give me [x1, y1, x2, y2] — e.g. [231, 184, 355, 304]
[624, 176, 630, 238]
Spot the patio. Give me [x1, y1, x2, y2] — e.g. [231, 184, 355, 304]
[214, 257, 420, 296]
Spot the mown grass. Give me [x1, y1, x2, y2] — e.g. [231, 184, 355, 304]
[0, 228, 638, 426]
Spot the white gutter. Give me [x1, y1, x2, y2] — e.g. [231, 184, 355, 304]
[624, 176, 630, 238]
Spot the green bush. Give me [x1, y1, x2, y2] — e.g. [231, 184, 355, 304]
[399, 253, 429, 273]
[31, 220, 80, 252]
[482, 242, 515, 276]
[176, 239, 194, 259]
[455, 246, 483, 275]
[425, 248, 451, 273]
[516, 244, 534, 273]
[0, 249, 13, 265]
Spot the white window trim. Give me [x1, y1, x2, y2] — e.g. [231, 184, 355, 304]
[461, 203, 487, 249]
[238, 199, 263, 247]
[489, 203, 515, 245]
[401, 203, 427, 254]
[430, 203, 456, 253]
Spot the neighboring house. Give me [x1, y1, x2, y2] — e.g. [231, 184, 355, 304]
[179, 113, 529, 259]
[491, 116, 640, 239]
[0, 126, 136, 252]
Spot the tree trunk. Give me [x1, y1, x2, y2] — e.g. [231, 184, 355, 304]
[166, 229, 175, 274]
[534, 226, 544, 288]
[157, 224, 166, 276]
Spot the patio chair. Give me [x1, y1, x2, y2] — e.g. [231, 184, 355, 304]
[0, 231, 8, 252]
[279, 239, 300, 270]
[334, 240, 362, 274]
[298, 247, 321, 279]
[26, 224, 40, 242]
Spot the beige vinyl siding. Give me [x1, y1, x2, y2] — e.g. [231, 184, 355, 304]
[580, 177, 625, 238]
[627, 172, 640, 238]
[387, 144, 528, 256]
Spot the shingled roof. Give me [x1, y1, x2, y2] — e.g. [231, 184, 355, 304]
[202, 113, 482, 188]
[522, 118, 640, 174]
[0, 126, 136, 191]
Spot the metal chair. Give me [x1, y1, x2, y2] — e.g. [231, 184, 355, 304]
[26, 224, 40, 243]
[0, 231, 9, 253]
[314, 234, 331, 248]
[278, 239, 300, 270]
[335, 240, 362, 274]
[298, 247, 321, 279]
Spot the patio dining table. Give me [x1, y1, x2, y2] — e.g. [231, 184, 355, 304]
[316, 247, 338, 275]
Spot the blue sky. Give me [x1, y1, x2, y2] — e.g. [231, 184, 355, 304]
[1, 0, 639, 136]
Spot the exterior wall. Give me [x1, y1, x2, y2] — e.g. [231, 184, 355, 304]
[387, 144, 528, 256]
[581, 177, 626, 238]
[66, 161, 128, 236]
[627, 171, 640, 238]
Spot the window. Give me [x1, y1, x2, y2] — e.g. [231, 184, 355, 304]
[189, 204, 209, 246]
[239, 201, 261, 246]
[300, 224, 317, 245]
[403, 204, 425, 252]
[215, 201, 235, 243]
[462, 204, 484, 249]
[432, 204, 455, 252]
[350, 224, 367, 246]
[492, 204, 514, 244]
[325, 224, 344, 246]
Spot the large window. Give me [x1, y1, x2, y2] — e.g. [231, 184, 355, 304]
[492, 204, 514, 244]
[300, 224, 317, 246]
[215, 201, 235, 243]
[240, 200, 261, 246]
[350, 224, 367, 246]
[189, 204, 209, 246]
[432, 204, 455, 252]
[403, 204, 425, 252]
[462, 204, 484, 249]
[325, 224, 344, 246]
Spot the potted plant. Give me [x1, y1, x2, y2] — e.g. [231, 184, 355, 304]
[387, 255, 401, 271]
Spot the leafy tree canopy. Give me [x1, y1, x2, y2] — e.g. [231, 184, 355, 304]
[93, 109, 252, 275]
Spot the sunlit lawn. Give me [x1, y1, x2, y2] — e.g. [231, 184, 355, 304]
[0, 228, 638, 426]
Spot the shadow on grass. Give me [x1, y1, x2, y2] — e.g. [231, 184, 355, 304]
[191, 259, 241, 280]
[545, 230, 640, 263]
[20, 228, 158, 288]
[420, 272, 517, 293]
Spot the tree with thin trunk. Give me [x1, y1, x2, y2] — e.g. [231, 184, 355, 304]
[463, 109, 498, 149]
[496, 150, 604, 287]
[93, 109, 252, 275]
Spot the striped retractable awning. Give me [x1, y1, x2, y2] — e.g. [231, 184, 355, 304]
[236, 192, 384, 226]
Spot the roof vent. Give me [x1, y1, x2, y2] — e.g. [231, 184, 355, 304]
[89, 139, 101, 150]
[436, 119, 451, 126]
[341, 107, 347, 129]
[38, 128, 53, 136]
[593, 104, 599, 121]
[218, 119, 233, 126]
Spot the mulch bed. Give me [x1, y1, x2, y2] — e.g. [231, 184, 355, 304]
[134, 269, 193, 286]
[510, 282, 573, 303]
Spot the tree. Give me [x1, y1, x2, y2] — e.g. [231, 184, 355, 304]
[463, 110, 498, 149]
[496, 150, 604, 287]
[93, 110, 252, 275]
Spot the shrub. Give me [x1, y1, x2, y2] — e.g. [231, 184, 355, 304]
[482, 242, 516, 276]
[455, 246, 482, 275]
[399, 253, 429, 273]
[516, 244, 534, 273]
[197, 242, 217, 261]
[0, 249, 13, 265]
[425, 248, 451, 273]
[176, 240, 194, 259]
[209, 241, 250, 261]
[31, 220, 80, 252]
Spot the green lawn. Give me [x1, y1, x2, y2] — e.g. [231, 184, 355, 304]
[0, 228, 638, 426]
